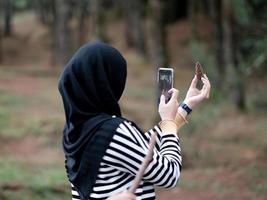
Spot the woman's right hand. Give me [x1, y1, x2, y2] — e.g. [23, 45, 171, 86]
[107, 191, 136, 200]
[158, 88, 179, 121]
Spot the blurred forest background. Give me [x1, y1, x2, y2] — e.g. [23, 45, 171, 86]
[0, 0, 267, 199]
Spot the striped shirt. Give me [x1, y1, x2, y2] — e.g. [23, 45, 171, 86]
[71, 120, 182, 200]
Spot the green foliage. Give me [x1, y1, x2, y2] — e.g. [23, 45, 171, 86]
[1, 190, 70, 200]
[248, 86, 267, 113]
[177, 178, 198, 190]
[0, 90, 27, 138]
[241, 35, 267, 76]
[234, 0, 267, 76]
[20, 118, 62, 140]
[251, 184, 267, 195]
[231, 0, 250, 25]
[0, 160, 69, 200]
[12, 0, 30, 10]
[246, 164, 267, 179]
[0, 107, 11, 131]
[0, 90, 27, 107]
[0, 89, 63, 139]
[250, 0, 267, 20]
[0, 160, 68, 189]
[0, 117, 62, 139]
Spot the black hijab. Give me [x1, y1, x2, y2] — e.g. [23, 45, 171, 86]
[58, 42, 127, 199]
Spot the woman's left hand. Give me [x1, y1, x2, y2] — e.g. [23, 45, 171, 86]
[183, 74, 211, 109]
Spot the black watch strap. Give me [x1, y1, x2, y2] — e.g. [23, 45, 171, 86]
[180, 102, 192, 114]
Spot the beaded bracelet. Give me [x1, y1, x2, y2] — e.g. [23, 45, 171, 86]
[159, 119, 178, 127]
[159, 111, 189, 133]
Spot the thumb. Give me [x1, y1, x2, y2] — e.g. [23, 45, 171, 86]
[159, 94, 166, 105]
[168, 88, 179, 102]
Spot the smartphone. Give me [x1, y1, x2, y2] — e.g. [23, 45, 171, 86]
[157, 68, 174, 104]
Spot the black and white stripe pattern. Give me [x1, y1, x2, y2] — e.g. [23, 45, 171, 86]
[71, 121, 182, 200]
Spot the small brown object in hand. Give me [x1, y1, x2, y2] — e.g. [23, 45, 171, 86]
[195, 62, 204, 80]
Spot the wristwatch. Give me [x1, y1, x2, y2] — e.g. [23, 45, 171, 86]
[179, 102, 192, 115]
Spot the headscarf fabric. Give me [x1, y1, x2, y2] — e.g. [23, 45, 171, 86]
[58, 42, 127, 199]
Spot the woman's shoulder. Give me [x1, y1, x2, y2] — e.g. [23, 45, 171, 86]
[113, 117, 133, 129]
[111, 118, 145, 146]
[111, 117, 141, 135]
[108, 116, 133, 127]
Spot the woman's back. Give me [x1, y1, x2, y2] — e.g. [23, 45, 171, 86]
[71, 119, 182, 200]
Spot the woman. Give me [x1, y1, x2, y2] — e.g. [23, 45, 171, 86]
[58, 42, 210, 200]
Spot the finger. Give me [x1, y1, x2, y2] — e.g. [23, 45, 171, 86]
[159, 94, 166, 105]
[201, 77, 211, 88]
[168, 88, 179, 101]
[206, 85, 210, 98]
[200, 78, 208, 91]
[203, 74, 211, 87]
[203, 76, 211, 86]
[201, 77, 208, 85]
[203, 87, 209, 99]
[203, 86, 210, 98]
[202, 76, 211, 90]
[203, 74, 210, 81]
[200, 83, 206, 93]
[201, 78, 210, 99]
[190, 75, 198, 88]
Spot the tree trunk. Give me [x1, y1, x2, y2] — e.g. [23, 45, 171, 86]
[0, 25, 2, 63]
[90, 0, 107, 41]
[188, 0, 198, 40]
[122, 0, 146, 56]
[0, 0, 3, 62]
[149, 0, 169, 121]
[222, 0, 233, 75]
[34, 0, 54, 25]
[222, 0, 246, 110]
[78, 0, 88, 45]
[231, 16, 246, 110]
[53, 0, 71, 66]
[3, 0, 12, 37]
[122, 0, 135, 48]
[149, 0, 168, 68]
[209, 0, 225, 88]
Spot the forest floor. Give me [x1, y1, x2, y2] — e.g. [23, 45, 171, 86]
[0, 13, 267, 200]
